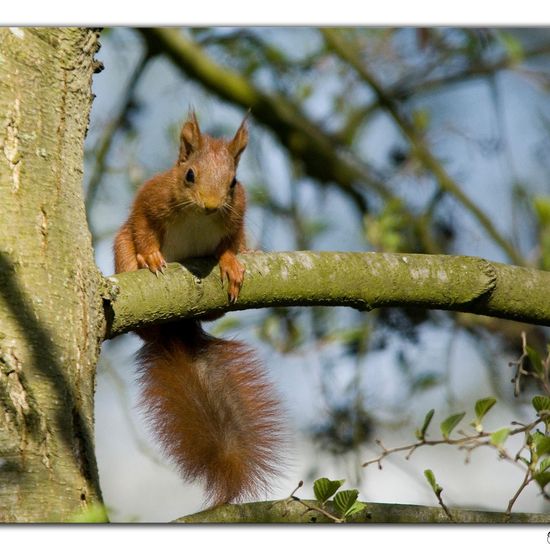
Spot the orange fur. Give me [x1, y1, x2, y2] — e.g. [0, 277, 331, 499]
[137, 321, 285, 505]
[113, 112, 286, 505]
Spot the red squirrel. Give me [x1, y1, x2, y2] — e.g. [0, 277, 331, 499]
[113, 112, 285, 505]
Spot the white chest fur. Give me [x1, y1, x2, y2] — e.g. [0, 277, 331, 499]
[161, 211, 226, 262]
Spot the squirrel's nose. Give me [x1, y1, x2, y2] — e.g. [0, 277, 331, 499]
[202, 195, 220, 214]
[204, 205, 219, 215]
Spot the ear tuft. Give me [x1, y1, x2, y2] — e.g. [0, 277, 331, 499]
[228, 111, 249, 164]
[178, 110, 202, 164]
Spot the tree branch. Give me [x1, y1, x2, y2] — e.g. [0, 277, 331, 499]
[321, 28, 524, 266]
[103, 251, 550, 339]
[174, 498, 550, 523]
[136, 27, 388, 214]
[85, 50, 151, 236]
[395, 42, 550, 98]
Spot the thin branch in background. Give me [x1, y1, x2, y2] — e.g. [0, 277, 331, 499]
[430, 481, 455, 522]
[509, 331, 550, 396]
[484, 72, 527, 256]
[86, 49, 152, 241]
[397, 41, 550, 98]
[335, 101, 380, 146]
[506, 469, 534, 516]
[510, 332, 531, 397]
[321, 28, 524, 266]
[100, 354, 167, 469]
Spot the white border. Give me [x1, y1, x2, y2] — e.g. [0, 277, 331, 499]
[1, 524, 549, 548]
[3, 0, 550, 26]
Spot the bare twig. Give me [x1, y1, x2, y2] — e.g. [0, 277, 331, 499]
[434, 488, 454, 522]
[85, 49, 151, 238]
[288, 480, 303, 499]
[509, 331, 550, 396]
[509, 332, 531, 397]
[506, 469, 533, 516]
[100, 354, 167, 468]
[397, 42, 550, 97]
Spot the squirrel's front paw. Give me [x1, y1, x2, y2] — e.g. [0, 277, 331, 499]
[137, 250, 167, 275]
[219, 251, 245, 303]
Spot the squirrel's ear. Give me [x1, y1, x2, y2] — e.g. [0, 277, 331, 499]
[179, 111, 202, 164]
[229, 112, 249, 164]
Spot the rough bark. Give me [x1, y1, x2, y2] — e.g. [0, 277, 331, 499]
[0, 27, 105, 522]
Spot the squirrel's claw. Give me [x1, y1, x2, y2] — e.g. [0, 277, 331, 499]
[137, 251, 167, 276]
[219, 252, 245, 303]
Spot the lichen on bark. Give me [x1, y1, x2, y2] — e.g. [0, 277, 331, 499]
[0, 27, 105, 522]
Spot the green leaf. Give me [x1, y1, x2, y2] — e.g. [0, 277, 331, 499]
[416, 409, 435, 440]
[525, 345, 544, 377]
[343, 500, 368, 518]
[532, 395, 550, 414]
[302, 218, 330, 240]
[497, 31, 524, 63]
[532, 431, 550, 456]
[538, 457, 550, 473]
[424, 469, 441, 495]
[297, 83, 313, 101]
[538, 437, 550, 456]
[534, 196, 550, 226]
[333, 489, 360, 517]
[534, 471, 550, 490]
[474, 397, 497, 422]
[364, 198, 408, 253]
[411, 373, 441, 392]
[440, 412, 465, 439]
[313, 478, 345, 504]
[489, 427, 510, 448]
[412, 109, 430, 132]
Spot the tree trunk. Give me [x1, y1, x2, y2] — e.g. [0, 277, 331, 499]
[0, 27, 104, 522]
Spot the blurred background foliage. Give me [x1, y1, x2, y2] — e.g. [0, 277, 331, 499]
[86, 27, 550, 520]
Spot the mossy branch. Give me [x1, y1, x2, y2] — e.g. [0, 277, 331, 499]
[104, 251, 550, 339]
[174, 498, 550, 524]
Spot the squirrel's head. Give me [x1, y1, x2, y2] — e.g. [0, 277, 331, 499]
[176, 111, 248, 215]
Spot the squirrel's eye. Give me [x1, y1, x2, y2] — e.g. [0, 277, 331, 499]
[230, 176, 237, 189]
[185, 168, 195, 184]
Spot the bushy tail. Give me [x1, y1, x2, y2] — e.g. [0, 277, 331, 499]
[137, 320, 286, 505]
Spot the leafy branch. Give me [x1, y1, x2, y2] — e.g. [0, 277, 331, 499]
[362, 395, 550, 515]
[287, 478, 368, 523]
[424, 469, 454, 522]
